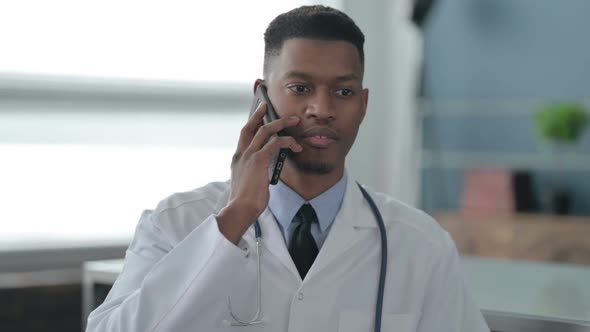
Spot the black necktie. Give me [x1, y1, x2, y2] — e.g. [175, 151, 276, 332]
[288, 203, 319, 279]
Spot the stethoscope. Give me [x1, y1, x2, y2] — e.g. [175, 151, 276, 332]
[225, 182, 388, 332]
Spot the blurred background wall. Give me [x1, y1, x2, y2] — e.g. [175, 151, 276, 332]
[421, 0, 590, 216]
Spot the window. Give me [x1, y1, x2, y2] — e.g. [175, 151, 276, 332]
[0, 0, 305, 82]
[0, 0, 339, 247]
[0, 111, 245, 248]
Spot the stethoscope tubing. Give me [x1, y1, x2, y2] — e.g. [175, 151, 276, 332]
[236, 182, 387, 332]
[357, 182, 388, 332]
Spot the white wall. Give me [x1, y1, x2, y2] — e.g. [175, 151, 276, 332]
[342, 0, 423, 206]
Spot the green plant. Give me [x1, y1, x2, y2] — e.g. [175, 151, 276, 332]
[535, 103, 589, 143]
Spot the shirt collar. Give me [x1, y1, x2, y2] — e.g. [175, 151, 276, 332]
[268, 170, 348, 234]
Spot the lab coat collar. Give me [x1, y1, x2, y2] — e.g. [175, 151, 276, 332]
[268, 171, 347, 235]
[303, 172, 397, 281]
[265, 172, 400, 282]
[213, 174, 400, 283]
[256, 171, 373, 282]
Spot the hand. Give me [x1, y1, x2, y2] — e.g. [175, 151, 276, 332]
[217, 102, 302, 244]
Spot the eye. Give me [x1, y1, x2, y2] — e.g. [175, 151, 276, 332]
[288, 84, 311, 94]
[336, 88, 354, 97]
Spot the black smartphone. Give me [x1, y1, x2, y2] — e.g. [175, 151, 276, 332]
[250, 84, 289, 185]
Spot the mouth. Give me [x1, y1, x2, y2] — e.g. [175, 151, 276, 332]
[301, 127, 339, 149]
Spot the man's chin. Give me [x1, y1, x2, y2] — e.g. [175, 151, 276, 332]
[286, 149, 338, 175]
[293, 160, 334, 175]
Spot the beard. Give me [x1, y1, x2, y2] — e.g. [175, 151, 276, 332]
[286, 150, 334, 175]
[295, 160, 333, 174]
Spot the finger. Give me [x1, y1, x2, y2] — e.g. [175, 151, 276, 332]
[247, 115, 300, 153]
[236, 102, 267, 153]
[255, 136, 302, 162]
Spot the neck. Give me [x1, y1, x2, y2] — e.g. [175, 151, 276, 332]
[279, 161, 345, 201]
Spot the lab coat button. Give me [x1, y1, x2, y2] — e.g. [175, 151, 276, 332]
[297, 292, 304, 300]
[241, 247, 249, 258]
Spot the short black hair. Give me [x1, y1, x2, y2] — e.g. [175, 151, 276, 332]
[263, 5, 365, 77]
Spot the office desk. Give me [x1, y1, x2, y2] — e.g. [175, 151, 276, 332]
[82, 256, 590, 332]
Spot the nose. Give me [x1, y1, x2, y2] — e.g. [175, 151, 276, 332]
[305, 89, 335, 121]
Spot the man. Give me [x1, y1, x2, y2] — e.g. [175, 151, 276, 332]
[87, 5, 489, 332]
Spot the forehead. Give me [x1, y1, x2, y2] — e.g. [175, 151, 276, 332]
[268, 38, 363, 82]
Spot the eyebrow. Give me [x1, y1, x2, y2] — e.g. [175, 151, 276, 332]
[282, 70, 360, 82]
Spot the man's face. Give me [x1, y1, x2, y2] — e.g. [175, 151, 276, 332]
[264, 38, 368, 175]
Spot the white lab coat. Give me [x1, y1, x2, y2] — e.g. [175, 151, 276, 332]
[86, 172, 490, 332]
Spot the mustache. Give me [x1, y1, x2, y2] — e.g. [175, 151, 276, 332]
[286, 126, 340, 140]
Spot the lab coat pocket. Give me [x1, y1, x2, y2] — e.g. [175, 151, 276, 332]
[338, 310, 417, 332]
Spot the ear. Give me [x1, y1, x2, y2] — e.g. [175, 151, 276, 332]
[360, 88, 369, 121]
[253, 79, 265, 94]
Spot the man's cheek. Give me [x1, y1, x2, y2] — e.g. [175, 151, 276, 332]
[282, 127, 299, 138]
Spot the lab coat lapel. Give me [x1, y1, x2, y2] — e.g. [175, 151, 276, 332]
[214, 182, 299, 279]
[305, 174, 378, 280]
[257, 208, 301, 280]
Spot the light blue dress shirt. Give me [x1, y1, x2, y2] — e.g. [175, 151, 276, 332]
[267, 171, 347, 250]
